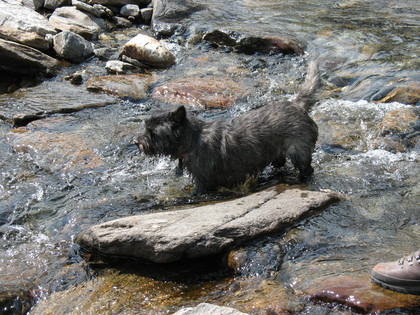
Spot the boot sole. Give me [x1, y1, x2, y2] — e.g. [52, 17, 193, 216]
[371, 274, 420, 295]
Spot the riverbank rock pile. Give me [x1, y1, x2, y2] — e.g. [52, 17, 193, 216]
[1, 0, 419, 106]
[0, 0, 306, 95]
[0, 0, 155, 92]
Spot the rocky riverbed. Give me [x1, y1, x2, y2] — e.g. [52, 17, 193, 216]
[0, 0, 419, 314]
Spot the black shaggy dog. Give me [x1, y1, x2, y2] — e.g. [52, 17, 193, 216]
[137, 61, 320, 194]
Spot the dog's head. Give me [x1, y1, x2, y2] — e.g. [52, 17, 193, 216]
[137, 106, 187, 158]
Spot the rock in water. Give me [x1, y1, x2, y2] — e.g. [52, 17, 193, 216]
[0, 38, 60, 76]
[53, 31, 94, 63]
[75, 186, 340, 263]
[86, 74, 155, 100]
[49, 6, 107, 40]
[0, 0, 56, 51]
[119, 33, 176, 68]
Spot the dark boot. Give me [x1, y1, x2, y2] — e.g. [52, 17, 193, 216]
[371, 250, 420, 295]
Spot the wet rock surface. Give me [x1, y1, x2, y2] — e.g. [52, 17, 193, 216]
[379, 81, 420, 105]
[6, 116, 105, 172]
[203, 30, 304, 55]
[0, 279, 37, 315]
[152, 76, 249, 109]
[76, 186, 340, 263]
[307, 275, 420, 313]
[0, 81, 117, 126]
[86, 73, 155, 100]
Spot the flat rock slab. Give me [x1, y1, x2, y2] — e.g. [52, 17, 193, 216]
[0, 81, 117, 126]
[76, 186, 340, 263]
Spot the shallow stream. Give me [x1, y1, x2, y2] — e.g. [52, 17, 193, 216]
[0, 0, 419, 314]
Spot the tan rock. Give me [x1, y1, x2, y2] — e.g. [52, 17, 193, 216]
[86, 74, 155, 100]
[119, 34, 175, 68]
[152, 76, 249, 109]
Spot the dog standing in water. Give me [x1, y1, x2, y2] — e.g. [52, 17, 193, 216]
[137, 61, 320, 194]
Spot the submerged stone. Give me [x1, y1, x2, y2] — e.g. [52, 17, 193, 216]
[0, 279, 37, 315]
[6, 117, 105, 172]
[86, 74, 155, 100]
[377, 107, 419, 152]
[203, 30, 237, 48]
[379, 81, 420, 105]
[203, 30, 304, 55]
[235, 36, 304, 55]
[75, 185, 340, 263]
[307, 275, 420, 313]
[29, 265, 294, 314]
[152, 76, 249, 109]
[0, 81, 117, 126]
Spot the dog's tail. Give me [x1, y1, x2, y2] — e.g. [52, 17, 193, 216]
[296, 60, 321, 112]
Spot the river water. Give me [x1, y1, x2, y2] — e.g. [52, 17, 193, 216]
[0, 0, 419, 314]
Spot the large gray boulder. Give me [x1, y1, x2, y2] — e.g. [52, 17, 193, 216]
[53, 30, 94, 63]
[49, 6, 107, 40]
[75, 186, 340, 263]
[0, 0, 57, 51]
[0, 38, 60, 75]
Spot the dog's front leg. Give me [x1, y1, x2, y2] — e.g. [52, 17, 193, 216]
[175, 158, 184, 177]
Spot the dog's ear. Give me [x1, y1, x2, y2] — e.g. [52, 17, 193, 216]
[171, 106, 186, 123]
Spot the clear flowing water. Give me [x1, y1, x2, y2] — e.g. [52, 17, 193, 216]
[0, 0, 419, 314]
